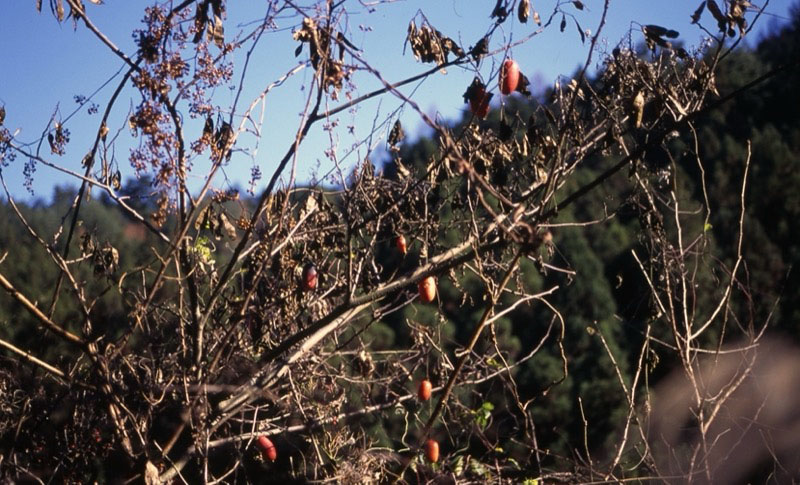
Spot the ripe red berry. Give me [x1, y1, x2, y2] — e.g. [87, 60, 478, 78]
[470, 87, 491, 118]
[418, 276, 436, 303]
[395, 234, 407, 255]
[425, 439, 439, 463]
[418, 379, 432, 401]
[500, 59, 520, 95]
[301, 263, 317, 291]
[256, 436, 277, 462]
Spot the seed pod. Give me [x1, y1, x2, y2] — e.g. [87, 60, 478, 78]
[425, 439, 439, 463]
[418, 379, 432, 401]
[500, 59, 520, 95]
[418, 276, 436, 303]
[302, 263, 318, 291]
[256, 436, 277, 462]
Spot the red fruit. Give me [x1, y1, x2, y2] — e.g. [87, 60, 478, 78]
[256, 436, 277, 462]
[395, 234, 408, 255]
[500, 59, 520, 95]
[425, 439, 439, 463]
[418, 379, 432, 401]
[418, 276, 436, 303]
[463, 78, 493, 119]
[301, 263, 317, 291]
[469, 87, 491, 118]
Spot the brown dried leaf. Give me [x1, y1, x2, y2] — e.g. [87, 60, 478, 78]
[470, 35, 489, 62]
[217, 212, 237, 239]
[518, 0, 530, 23]
[691, 1, 706, 24]
[491, 0, 508, 23]
[193, 0, 209, 43]
[388, 119, 405, 152]
[111, 169, 121, 190]
[195, 204, 214, 231]
[574, 18, 585, 43]
[706, 0, 728, 31]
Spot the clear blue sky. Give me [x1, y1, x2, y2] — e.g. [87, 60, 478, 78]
[0, 0, 793, 202]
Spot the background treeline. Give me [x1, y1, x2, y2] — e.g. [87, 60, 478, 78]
[1, 6, 798, 475]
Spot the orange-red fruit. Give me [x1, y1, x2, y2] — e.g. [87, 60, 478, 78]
[418, 379, 432, 401]
[469, 88, 491, 119]
[500, 59, 520, 95]
[302, 263, 317, 291]
[395, 234, 408, 255]
[418, 276, 436, 303]
[256, 436, 277, 462]
[425, 439, 439, 463]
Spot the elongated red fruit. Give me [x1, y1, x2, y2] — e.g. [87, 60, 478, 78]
[469, 87, 491, 118]
[418, 379, 432, 401]
[256, 436, 277, 462]
[302, 263, 317, 291]
[425, 439, 439, 463]
[418, 276, 436, 303]
[464, 78, 493, 119]
[500, 59, 520, 95]
[395, 234, 407, 255]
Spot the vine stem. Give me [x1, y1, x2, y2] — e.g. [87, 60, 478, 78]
[392, 248, 524, 483]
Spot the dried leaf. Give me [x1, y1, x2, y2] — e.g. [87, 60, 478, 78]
[388, 119, 405, 152]
[691, 1, 706, 24]
[644, 24, 679, 38]
[192, 0, 210, 44]
[406, 19, 461, 65]
[574, 18, 585, 43]
[491, 0, 508, 23]
[632, 91, 645, 128]
[572, 0, 584, 10]
[210, 14, 225, 47]
[203, 116, 214, 139]
[518, 0, 530, 23]
[195, 205, 214, 231]
[111, 169, 121, 190]
[217, 212, 237, 239]
[560, 14, 567, 33]
[706, 0, 728, 32]
[0, 105, 4, 126]
[470, 36, 489, 62]
[644, 25, 668, 36]
[81, 232, 94, 256]
[515, 72, 531, 96]
[56, 0, 64, 21]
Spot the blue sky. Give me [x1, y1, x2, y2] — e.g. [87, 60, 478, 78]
[0, 0, 793, 202]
